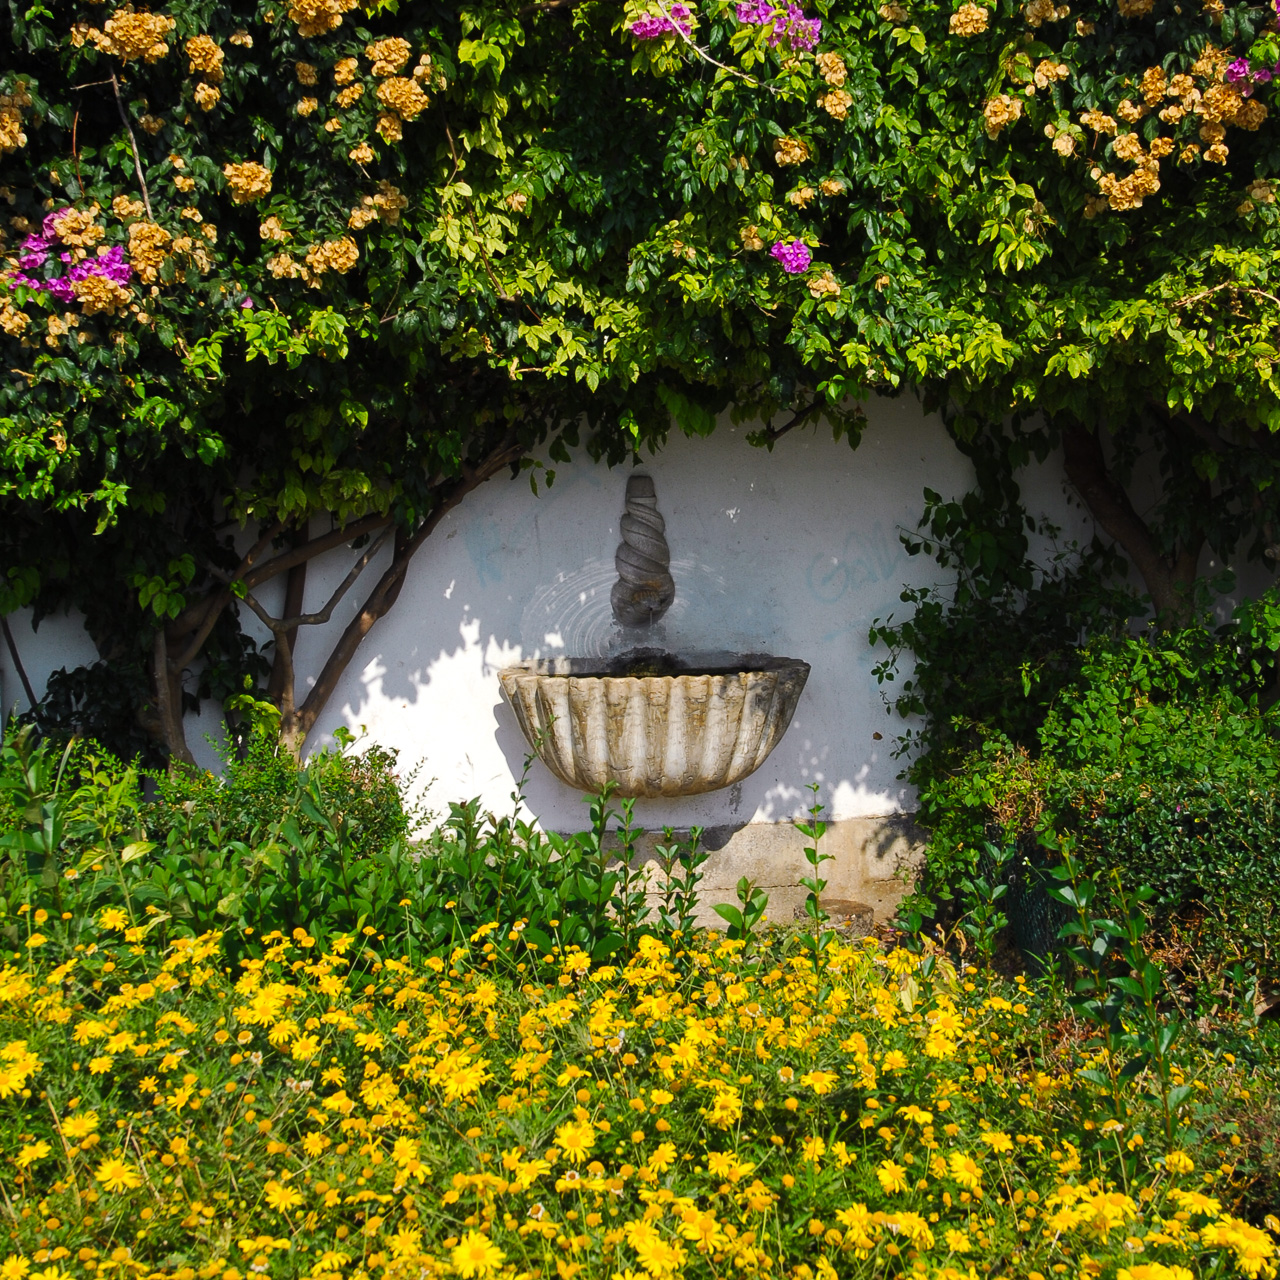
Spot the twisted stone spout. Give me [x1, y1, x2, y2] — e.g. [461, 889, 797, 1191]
[611, 474, 675, 627]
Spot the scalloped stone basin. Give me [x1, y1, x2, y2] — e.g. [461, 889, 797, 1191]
[498, 652, 810, 798]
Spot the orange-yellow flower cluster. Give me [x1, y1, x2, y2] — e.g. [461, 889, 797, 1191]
[222, 162, 273, 205]
[376, 76, 430, 122]
[1023, 0, 1069, 25]
[185, 34, 224, 81]
[983, 93, 1023, 138]
[287, 0, 359, 38]
[82, 8, 176, 62]
[1077, 48, 1270, 211]
[949, 4, 989, 36]
[73, 274, 132, 316]
[816, 51, 847, 84]
[366, 37, 412, 76]
[0, 81, 31, 155]
[808, 270, 841, 299]
[774, 137, 810, 166]
[127, 220, 171, 284]
[48, 205, 105, 249]
[818, 89, 853, 119]
[348, 182, 408, 229]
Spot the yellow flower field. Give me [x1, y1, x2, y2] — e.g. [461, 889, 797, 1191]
[0, 921, 1275, 1280]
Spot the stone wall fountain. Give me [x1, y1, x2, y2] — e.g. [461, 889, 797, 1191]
[499, 475, 810, 798]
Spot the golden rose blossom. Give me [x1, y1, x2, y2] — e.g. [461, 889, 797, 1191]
[366, 37, 412, 76]
[185, 35, 224, 81]
[983, 94, 1023, 138]
[287, 0, 359, 38]
[816, 51, 847, 84]
[128, 221, 171, 283]
[818, 89, 853, 119]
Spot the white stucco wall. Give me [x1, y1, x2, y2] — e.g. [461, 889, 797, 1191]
[306, 399, 988, 831]
[3, 397, 1099, 836]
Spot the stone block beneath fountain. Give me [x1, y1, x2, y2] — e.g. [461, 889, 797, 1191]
[589, 812, 927, 926]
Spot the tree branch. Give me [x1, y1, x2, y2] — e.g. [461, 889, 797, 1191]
[110, 71, 153, 221]
[1062, 421, 1200, 623]
[1175, 281, 1280, 312]
[650, 0, 768, 89]
[223, 526, 395, 634]
[295, 440, 525, 740]
[1, 615, 38, 710]
[243, 514, 392, 592]
[169, 518, 286, 652]
[750, 399, 823, 448]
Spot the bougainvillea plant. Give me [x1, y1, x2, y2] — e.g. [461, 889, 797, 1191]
[2, 0, 1279, 757]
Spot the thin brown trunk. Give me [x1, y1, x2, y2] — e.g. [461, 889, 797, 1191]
[268, 552, 307, 708]
[1062, 422, 1203, 625]
[275, 632, 305, 759]
[153, 630, 196, 769]
[270, 553, 307, 759]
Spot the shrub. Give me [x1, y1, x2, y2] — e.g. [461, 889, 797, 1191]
[0, 727, 708, 966]
[148, 726, 420, 862]
[871, 488, 1280, 989]
[897, 614, 1280, 990]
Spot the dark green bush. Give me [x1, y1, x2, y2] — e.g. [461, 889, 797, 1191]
[872, 489, 1280, 989]
[885, 593, 1280, 989]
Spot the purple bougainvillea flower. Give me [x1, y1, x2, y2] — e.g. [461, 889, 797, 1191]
[787, 11, 822, 50]
[1225, 53, 1280, 87]
[629, 3, 692, 38]
[42, 210, 67, 240]
[68, 246, 134, 287]
[770, 239, 812, 273]
[629, 13, 668, 36]
[45, 277, 76, 303]
[736, 1, 821, 50]
[241, 296, 255, 310]
[18, 234, 51, 271]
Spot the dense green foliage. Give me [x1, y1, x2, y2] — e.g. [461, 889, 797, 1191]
[0, 726, 709, 965]
[6, 0, 1280, 751]
[872, 506, 1280, 989]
